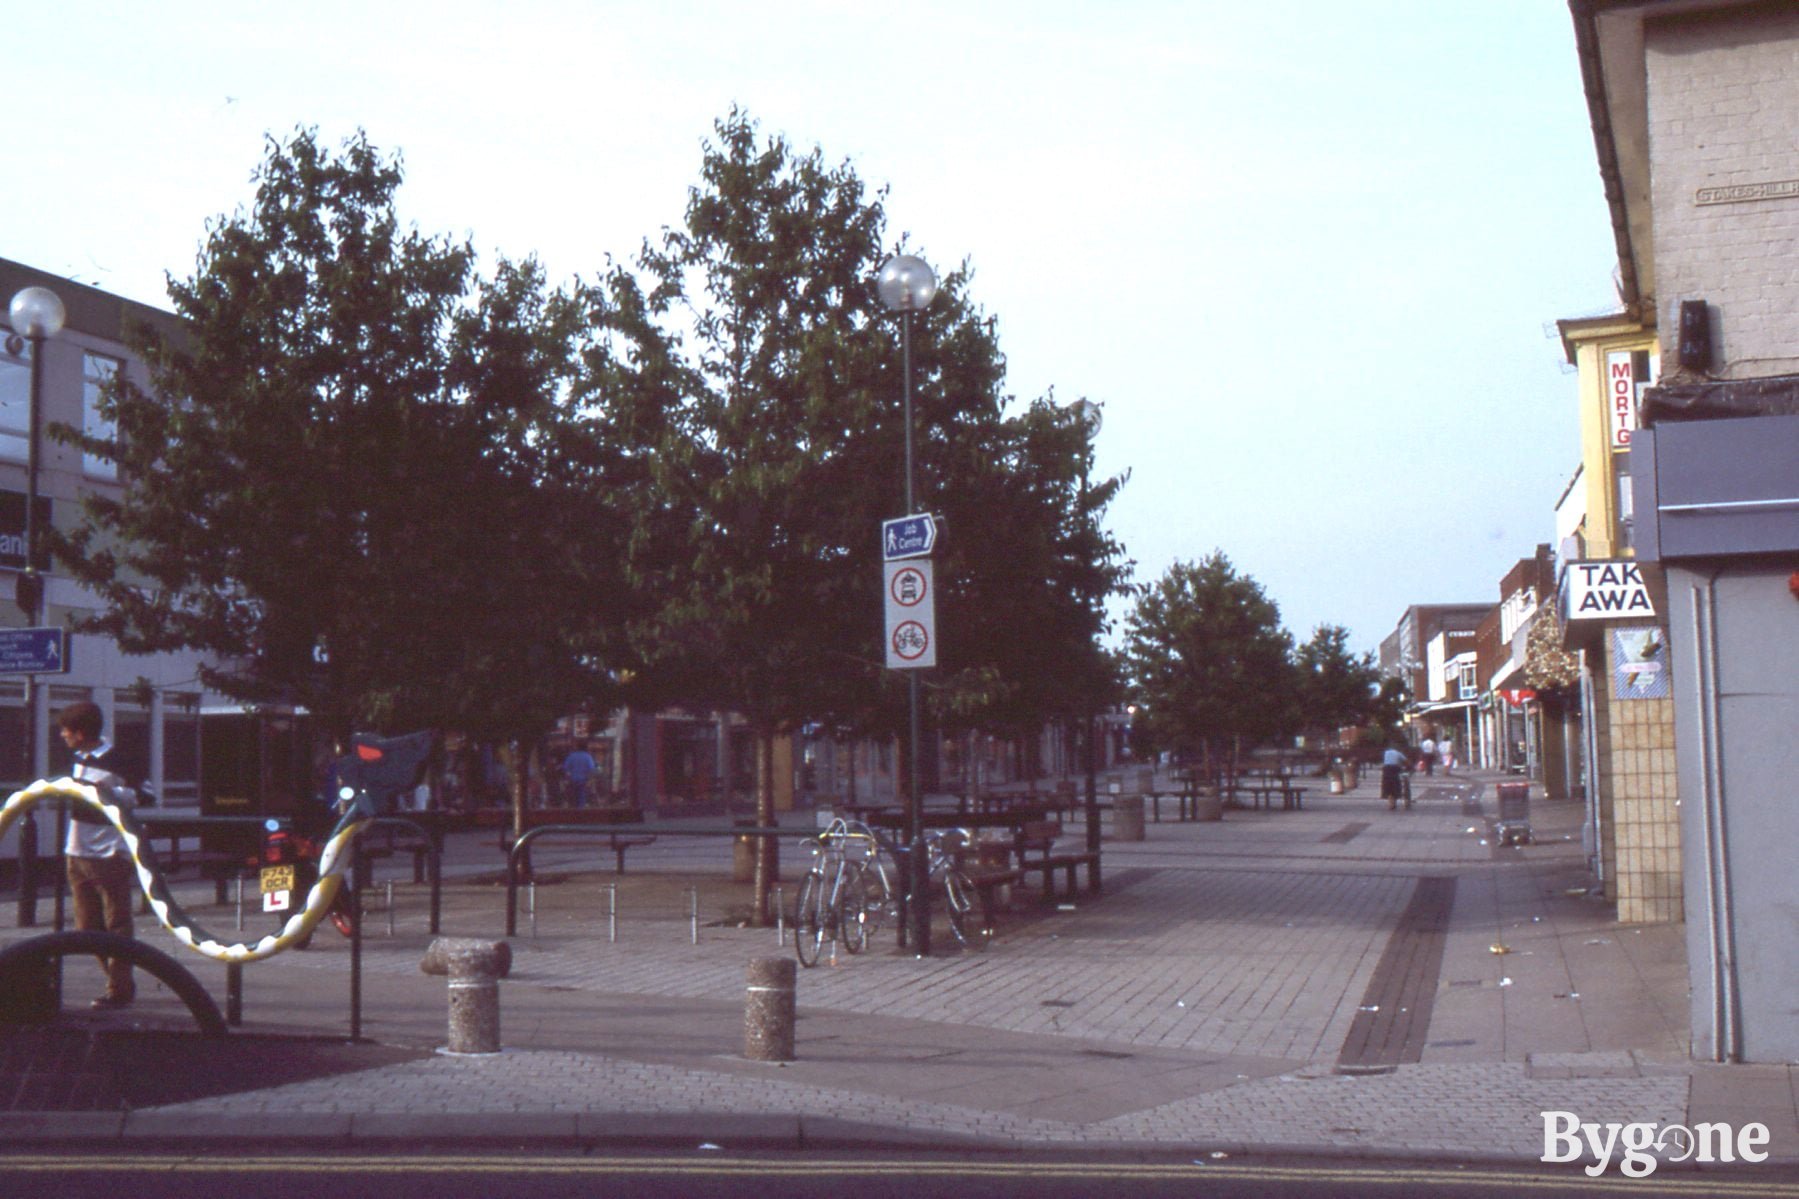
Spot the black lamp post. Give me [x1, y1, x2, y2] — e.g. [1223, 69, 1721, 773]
[1065, 399, 1103, 858]
[9, 285, 66, 928]
[876, 253, 937, 955]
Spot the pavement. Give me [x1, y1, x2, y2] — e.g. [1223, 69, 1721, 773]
[2, 765, 1795, 1174]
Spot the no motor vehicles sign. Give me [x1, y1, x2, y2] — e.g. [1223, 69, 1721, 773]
[883, 559, 936, 670]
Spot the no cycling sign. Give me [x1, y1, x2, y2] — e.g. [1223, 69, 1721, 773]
[883, 558, 936, 670]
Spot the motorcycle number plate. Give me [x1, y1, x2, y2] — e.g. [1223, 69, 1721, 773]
[260, 864, 295, 895]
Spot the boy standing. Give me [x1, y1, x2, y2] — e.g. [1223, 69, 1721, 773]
[59, 701, 150, 1009]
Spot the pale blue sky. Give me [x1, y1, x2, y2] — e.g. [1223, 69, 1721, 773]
[5, 2, 1621, 652]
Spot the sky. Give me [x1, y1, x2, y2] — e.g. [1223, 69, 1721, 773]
[4, 1, 1623, 654]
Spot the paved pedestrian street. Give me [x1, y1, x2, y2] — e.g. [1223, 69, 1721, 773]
[2, 768, 1791, 1168]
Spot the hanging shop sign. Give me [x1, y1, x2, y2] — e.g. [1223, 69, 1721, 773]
[1564, 560, 1657, 620]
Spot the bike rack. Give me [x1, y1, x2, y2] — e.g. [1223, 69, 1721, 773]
[502, 824, 786, 937]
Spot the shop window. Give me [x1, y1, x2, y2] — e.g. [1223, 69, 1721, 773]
[83, 353, 120, 480]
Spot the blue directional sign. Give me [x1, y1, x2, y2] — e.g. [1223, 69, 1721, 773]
[881, 513, 938, 561]
[0, 627, 70, 675]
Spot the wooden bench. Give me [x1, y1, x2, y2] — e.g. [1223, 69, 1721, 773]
[956, 837, 1025, 913]
[1015, 819, 1100, 899]
[1227, 782, 1308, 811]
[350, 823, 442, 883]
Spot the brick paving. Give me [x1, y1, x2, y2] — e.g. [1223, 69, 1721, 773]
[3, 766, 1794, 1167]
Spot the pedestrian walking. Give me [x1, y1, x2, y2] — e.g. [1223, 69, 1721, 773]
[561, 743, 598, 807]
[58, 701, 153, 1009]
[1419, 734, 1437, 776]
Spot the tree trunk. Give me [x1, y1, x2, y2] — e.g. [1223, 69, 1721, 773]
[506, 739, 527, 847]
[753, 728, 774, 927]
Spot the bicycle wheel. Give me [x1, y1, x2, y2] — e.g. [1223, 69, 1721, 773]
[854, 857, 894, 942]
[943, 868, 991, 950]
[838, 861, 871, 954]
[794, 871, 827, 968]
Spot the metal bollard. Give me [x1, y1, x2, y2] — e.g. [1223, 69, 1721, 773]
[420, 937, 511, 1055]
[607, 883, 617, 944]
[689, 886, 699, 945]
[529, 881, 537, 938]
[235, 877, 245, 932]
[743, 956, 796, 1062]
[773, 885, 785, 947]
[385, 880, 395, 936]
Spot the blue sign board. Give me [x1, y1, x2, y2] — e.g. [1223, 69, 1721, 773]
[0, 627, 70, 675]
[881, 513, 938, 561]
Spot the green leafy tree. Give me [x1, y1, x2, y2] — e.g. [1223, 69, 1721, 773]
[53, 130, 621, 787]
[579, 111, 894, 920]
[1291, 624, 1381, 742]
[584, 111, 1130, 918]
[1124, 551, 1293, 771]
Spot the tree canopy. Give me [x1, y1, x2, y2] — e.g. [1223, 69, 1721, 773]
[53, 129, 623, 745]
[1123, 552, 1291, 764]
[53, 114, 1136, 846]
[585, 110, 1130, 745]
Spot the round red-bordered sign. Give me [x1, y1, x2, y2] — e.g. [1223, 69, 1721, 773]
[889, 565, 928, 607]
[891, 620, 930, 661]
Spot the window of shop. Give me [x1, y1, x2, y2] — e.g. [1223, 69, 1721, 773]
[0, 681, 25, 789]
[83, 352, 121, 480]
[0, 331, 33, 462]
[164, 692, 200, 805]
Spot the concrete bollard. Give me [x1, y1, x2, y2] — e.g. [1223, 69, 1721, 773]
[420, 937, 511, 1055]
[743, 956, 795, 1062]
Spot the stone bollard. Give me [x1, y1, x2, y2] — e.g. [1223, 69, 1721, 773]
[743, 956, 795, 1062]
[1112, 793, 1146, 842]
[420, 937, 511, 1055]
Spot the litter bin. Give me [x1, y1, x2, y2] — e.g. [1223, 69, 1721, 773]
[1496, 782, 1531, 846]
[1112, 793, 1146, 842]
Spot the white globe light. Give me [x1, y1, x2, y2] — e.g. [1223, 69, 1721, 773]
[876, 255, 938, 313]
[8, 286, 66, 339]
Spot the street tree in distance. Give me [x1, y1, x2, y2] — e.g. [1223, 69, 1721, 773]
[1123, 551, 1292, 773]
[1290, 623, 1381, 743]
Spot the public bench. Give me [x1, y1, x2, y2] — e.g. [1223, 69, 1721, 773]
[360, 824, 435, 883]
[953, 834, 1026, 913]
[1014, 819, 1100, 899]
[1225, 780, 1308, 811]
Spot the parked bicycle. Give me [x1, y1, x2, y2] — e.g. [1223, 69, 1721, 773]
[792, 818, 990, 967]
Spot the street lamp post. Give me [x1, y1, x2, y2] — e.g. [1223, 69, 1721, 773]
[9, 285, 66, 928]
[1065, 399, 1104, 860]
[876, 254, 937, 956]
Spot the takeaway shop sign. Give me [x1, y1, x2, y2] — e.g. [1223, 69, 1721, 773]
[1565, 560, 1656, 620]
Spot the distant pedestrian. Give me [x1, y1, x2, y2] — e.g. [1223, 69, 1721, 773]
[1440, 738, 1456, 774]
[561, 744, 598, 807]
[58, 701, 152, 1010]
[1419, 735, 1437, 776]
